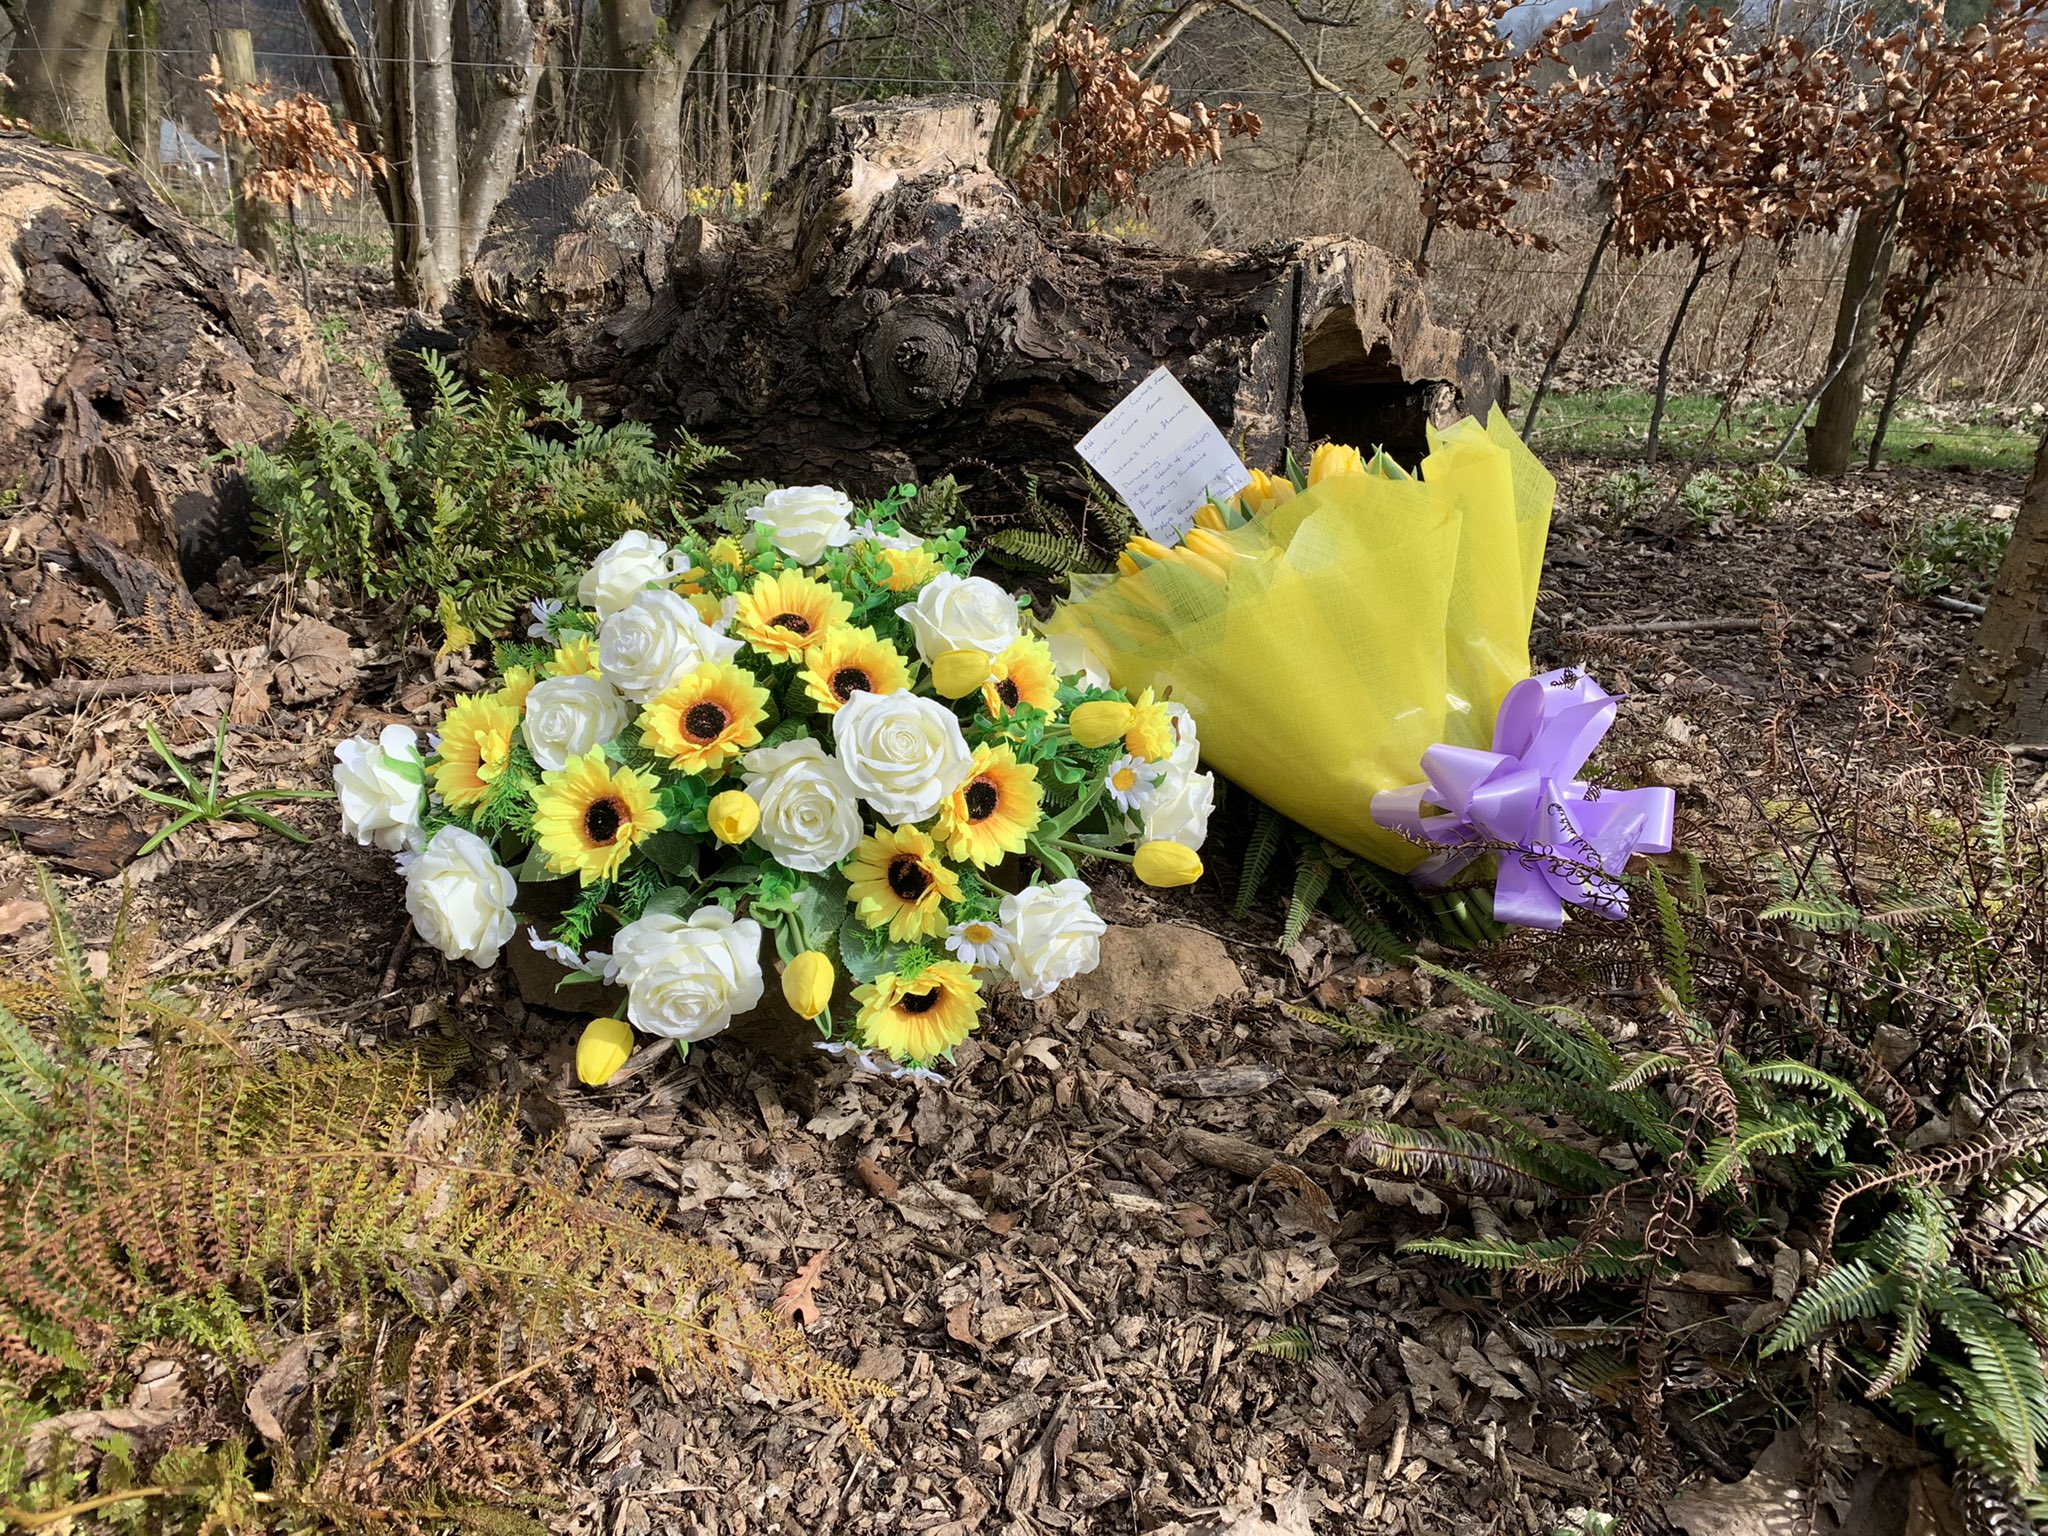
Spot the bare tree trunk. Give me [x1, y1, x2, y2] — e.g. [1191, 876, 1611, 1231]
[414, 0, 463, 303]
[1646, 246, 1712, 465]
[4, 0, 124, 149]
[753, 0, 803, 187]
[458, 0, 554, 260]
[1950, 423, 2048, 744]
[710, 20, 732, 186]
[1806, 200, 1896, 476]
[120, 0, 159, 169]
[212, 29, 276, 269]
[1521, 210, 1614, 439]
[298, 0, 392, 217]
[375, 0, 439, 307]
[601, 0, 728, 218]
[1865, 270, 1937, 470]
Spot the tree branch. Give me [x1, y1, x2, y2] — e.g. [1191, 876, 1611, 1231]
[1204, 0, 1395, 147]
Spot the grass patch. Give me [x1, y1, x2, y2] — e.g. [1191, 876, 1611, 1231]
[1528, 386, 2038, 474]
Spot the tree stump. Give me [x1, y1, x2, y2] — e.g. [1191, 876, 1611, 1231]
[0, 132, 330, 675]
[451, 97, 1501, 514]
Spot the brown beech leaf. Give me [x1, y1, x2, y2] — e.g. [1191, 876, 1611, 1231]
[772, 1249, 831, 1328]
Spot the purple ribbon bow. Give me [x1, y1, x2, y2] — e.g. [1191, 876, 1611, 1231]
[1369, 668, 1676, 930]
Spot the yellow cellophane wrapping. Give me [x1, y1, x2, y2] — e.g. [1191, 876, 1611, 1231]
[1046, 408, 1553, 870]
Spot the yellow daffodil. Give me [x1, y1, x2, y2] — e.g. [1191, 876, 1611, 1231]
[531, 752, 665, 886]
[880, 546, 943, 592]
[734, 570, 851, 660]
[935, 745, 1041, 868]
[931, 648, 991, 700]
[845, 824, 962, 941]
[429, 694, 520, 808]
[1069, 699, 1133, 748]
[981, 637, 1058, 718]
[495, 665, 537, 713]
[640, 661, 771, 775]
[576, 1016, 635, 1085]
[854, 962, 981, 1064]
[708, 789, 760, 844]
[550, 633, 602, 677]
[1124, 687, 1175, 762]
[1134, 840, 1203, 888]
[782, 951, 835, 1019]
[802, 625, 912, 713]
[1308, 442, 1366, 484]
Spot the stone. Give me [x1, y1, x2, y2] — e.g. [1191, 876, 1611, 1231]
[1059, 922, 1247, 1019]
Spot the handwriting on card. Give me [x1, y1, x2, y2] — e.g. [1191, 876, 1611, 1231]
[1076, 367, 1253, 545]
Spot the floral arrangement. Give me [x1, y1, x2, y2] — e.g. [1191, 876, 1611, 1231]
[334, 484, 1214, 1082]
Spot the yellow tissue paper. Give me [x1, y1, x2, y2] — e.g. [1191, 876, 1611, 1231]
[1046, 408, 1552, 871]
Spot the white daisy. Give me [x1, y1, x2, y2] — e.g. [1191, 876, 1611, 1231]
[946, 918, 1016, 971]
[1104, 753, 1162, 814]
[527, 598, 565, 638]
[526, 927, 590, 970]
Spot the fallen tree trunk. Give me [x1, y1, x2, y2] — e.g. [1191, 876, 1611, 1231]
[0, 131, 331, 676]
[449, 97, 1501, 514]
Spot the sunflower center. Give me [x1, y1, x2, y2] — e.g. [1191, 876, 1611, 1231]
[684, 701, 731, 741]
[996, 679, 1021, 709]
[899, 986, 941, 1014]
[771, 612, 812, 635]
[886, 854, 932, 900]
[583, 796, 624, 844]
[963, 779, 1000, 823]
[830, 666, 872, 700]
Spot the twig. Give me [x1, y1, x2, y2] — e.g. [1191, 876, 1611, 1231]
[0, 672, 235, 724]
[1577, 616, 1766, 636]
[360, 1345, 573, 1474]
[1204, 0, 1395, 148]
[379, 918, 414, 996]
[1925, 593, 1987, 616]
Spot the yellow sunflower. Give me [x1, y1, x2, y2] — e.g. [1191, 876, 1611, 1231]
[801, 625, 911, 713]
[880, 546, 942, 593]
[640, 661, 770, 775]
[854, 962, 982, 1064]
[531, 752, 665, 886]
[845, 824, 962, 941]
[430, 694, 521, 808]
[1125, 687, 1175, 762]
[981, 637, 1059, 718]
[549, 633, 602, 677]
[734, 570, 852, 660]
[935, 745, 1041, 868]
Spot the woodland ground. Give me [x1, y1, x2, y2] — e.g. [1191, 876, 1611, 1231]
[2, 432, 2039, 1533]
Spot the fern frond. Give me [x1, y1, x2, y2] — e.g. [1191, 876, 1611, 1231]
[983, 528, 1110, 575]
[1234, 802, 1285, 920]
[1281, 860, 1331, 950]
[1247, 1326, 1316, 1361]
[1344, 1120, 1584, 1202]
[1767, 1258, 1900, 1353]
[1402, 1234, 1650, 1285]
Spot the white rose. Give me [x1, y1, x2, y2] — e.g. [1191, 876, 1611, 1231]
[611, 906, 765, 1043]
[1044, 628, 1110, 690]
[742, 738, 863, 873]
[831, 690, 974, 825]
[851, 519, 923, 551]
[1144, 765, 1216, 851]
[1001, 879, 1107, 1001]
[896, 573, 1023, 664]
[521, 674, 632, 773]
[751, 485, 856, 565]
[334, 724, 425, 851]
[597, 589, 743, 702]
[577, 530, 675, 619]
[405, 826, 519, 967]
[1162, 702, 1201, 772]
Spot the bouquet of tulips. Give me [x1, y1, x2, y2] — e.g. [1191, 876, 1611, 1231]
[332, 484, 1214, 1081]
[1049, 411, 1673, 930]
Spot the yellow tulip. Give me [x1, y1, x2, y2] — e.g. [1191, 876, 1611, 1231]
[576, 1016, 635, 1086]
[932, 648, 992, 699]
[1194, 502, 1228, 532]
[1116, 552, 1141, 576]
[1236, 468, 1297, 516]
[1308, 442, 1367, 484]
[708, 789, 761, 845]
[1133, 840, 1204, 888]
[1164, 547, 1229, 584]
[1182, 528, 1239, 566]
[1069, 699, 1135, 748]
[1126, 536, 1175, 564]
[782, 950, 835, 1019]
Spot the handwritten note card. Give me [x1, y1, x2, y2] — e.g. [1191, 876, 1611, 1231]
[1076, 367, 1253, 544]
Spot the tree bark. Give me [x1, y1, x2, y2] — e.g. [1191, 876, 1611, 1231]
[1950, 425, 2048, 744]
[446, 98, 1502, 516]
[602, 0, 728, 218]
[457, 0, 554, 260]
[1805, 202, 1896, 476]
[1865, 270, 1937, 470]
[3, 0, 123, 150]
[211, 29, 276, 270]
[120, 0, 159, 170]
[1645, 246, 1712, 465]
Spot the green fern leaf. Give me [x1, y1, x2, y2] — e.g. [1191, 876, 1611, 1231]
[1282, 860, 1332, 949]
[1234, 803, 1285, 919]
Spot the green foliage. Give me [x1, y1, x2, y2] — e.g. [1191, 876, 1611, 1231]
[982, 527, 1113, 576]
[1246, 1326, 1317, 1361]
[0, 879, 882, 1532]
[134, 716, 332, 855]
[1591, 467, 1657, 520]
[1892, 507, 2012, 600]
[237, 355, 729, 641]
[1678, 464, 1797, 530]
